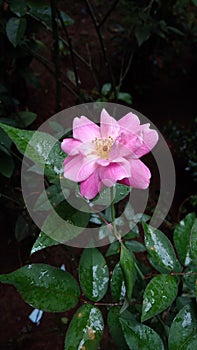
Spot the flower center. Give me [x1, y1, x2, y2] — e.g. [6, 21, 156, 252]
[93, 136, 114, 159]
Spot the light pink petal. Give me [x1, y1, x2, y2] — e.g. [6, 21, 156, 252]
[100, 109, 120, 139]
[80, 171, 102, 199]
[111, 132, 142, 159]
[73, 116, 100, 142]
[133, 128, 159, 157]
[118, 112, 140, 132]
[63, 154, 98, 182]
[128, 159, 151, 189]
[99, 161, 130, 187]
[96, 158, 110, 166]
[61, 138, 81, 155]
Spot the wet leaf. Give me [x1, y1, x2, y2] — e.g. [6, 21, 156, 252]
[111, 262, 126, 302]
[34, 184, 65, 211]
[79, 248, 109, 302]
[143, 223, 181, 273]
[65, 304, 104, 349]
[6, 17, 26, 47]
[141, 274, 178, 322]
[174, 213, 196, 266]
[168, 304, 197, 350]
[0, 123, 64, 180]
[16, 111, 37, 128]
[135, 25, 151, 46]
[107, 307, 128, 349]
[120, 317, 165, 350]
[120, 243, 135, 300]
[0, 264, 80, 312]
[31, 232, 59, 255]
[190, 219, 197, 265]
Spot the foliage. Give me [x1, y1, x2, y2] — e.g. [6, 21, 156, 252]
[0, 122, 197, 349]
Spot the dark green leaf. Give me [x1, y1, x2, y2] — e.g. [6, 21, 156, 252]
[31, 232, 59, 255]
[143, 223, 181, 273]
[106, 241, 120, 257]
[15, 214, 30, 241]
[190, 219, 197, 265]
[16, 111, 37, 127]
[0, 123, 64, 181]
[174, 213, 196, 266]
[6, 17, 26, 47]
[0, 152, 14, 177]
[107, 307, 128, 350]
[168, 304, 197, 350]
[117, 92, 132, 105]
[192, 0, 197, 6]
[34, 184, 65, 211]
[141, 274, 178, 322]
[0, 264, 80, 312]
[120, 318, 165, 350]
[79, 248, 109, 302]
[135, 25, 151, 46]
[125, 240, 146, 253]
[111, 262, 126, 302]
[120, 243, 135, 300]
[101, 83, 112, 96]
[59, 11, 74, 26]
[64, 304, 104, 350]
[9, 0, 27, 17]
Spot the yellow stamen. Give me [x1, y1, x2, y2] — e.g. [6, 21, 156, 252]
[92, 136, 114, 159]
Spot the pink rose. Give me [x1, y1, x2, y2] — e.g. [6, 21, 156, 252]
[61, 109, 158, 199]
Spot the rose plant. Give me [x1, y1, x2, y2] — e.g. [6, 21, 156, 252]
[0, 108, 196, 350]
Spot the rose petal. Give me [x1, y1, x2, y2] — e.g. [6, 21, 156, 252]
[100, 109, 120, 139]
[73, 116, 100, 142]
[80, 170, 101, 199]
[118, 112, 140, 132]
[99, 160, 130, 187]
[63, 154, 98, 182]
[61, 138, 82, 155]
[128, 159, 151, 189]
[134, 128, 159, 157]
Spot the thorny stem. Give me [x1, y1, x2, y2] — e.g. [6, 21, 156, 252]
[144, 271, 197, 279]
[99, 0, 120, 28]
[50, 0, 62, 112]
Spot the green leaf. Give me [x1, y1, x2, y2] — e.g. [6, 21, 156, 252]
[107, 307, 128, 350]
[111, 262, 126, 302]
[64, 304, 104, 350]
[92, 183, 130, 207]
[15, 214, 30, 241]
[9, 0, 27, 17]
[79, 248, 109, 302]
[0, 123, 65, 181]
[143, 223, 181, 273]
[0, 152, 14, 177]
[16, 111, 37, 127]
[101, 83, 112, 96]
[174, 213, 196, 266]
[120, 318, 165, 350]
[125, 240, 146, 253]
[0, 264, 80, 312]
[59, 11, 74, 26]
[6, 17, 26, 47]
[141, 274, 178, 322]
[117, 92, 132, 105]
[31, 231, 59, 255]
[106, 241, 120, 256]
[135, 25, 151, 46]
[34, 184, 65, 211]
[192, 0, 197, 6]
[168, 304, 197, 350]
[120, 243, 135, 300]
[190, 219, 197, 265]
